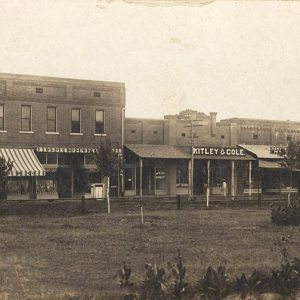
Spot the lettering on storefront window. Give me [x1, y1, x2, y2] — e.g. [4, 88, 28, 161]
[270, 146, 286, 156]
[155, 171, 166, 179]
[193, 147, 246, 157]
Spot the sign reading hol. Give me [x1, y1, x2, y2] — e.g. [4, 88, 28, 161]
[193, 147, 246, 157]
[270, 146, 286, 156]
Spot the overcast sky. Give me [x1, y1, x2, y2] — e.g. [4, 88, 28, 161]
[1, 0, 300, 122]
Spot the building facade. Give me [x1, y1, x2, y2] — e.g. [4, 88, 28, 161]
[124, 110, 300, 198]
[0, 73, 125, 200]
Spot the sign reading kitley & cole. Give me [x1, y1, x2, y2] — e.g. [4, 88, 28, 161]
[193, 147, 246, 157]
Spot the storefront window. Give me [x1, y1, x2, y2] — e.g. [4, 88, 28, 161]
[37, 179, 57, 195]
[7, 179, 30, 195]
[47, 153, 58, 164]
[36, 152, 46, 164]
[36, 152, 58, 165]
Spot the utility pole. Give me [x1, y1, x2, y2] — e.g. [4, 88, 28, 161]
[184, 118, 201, 197]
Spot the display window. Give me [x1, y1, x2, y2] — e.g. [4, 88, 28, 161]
[7, 179, 30, 195]
[36, 172, 58, 198]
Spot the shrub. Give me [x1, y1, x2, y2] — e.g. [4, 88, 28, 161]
[271, 204, 300, 226]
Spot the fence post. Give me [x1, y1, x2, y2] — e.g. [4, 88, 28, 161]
[81, 195, 86, 214]
[258, 192, 262, 208]
[177, 195, 181, 210]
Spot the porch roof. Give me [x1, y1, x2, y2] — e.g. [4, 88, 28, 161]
[238, 144, 283, 159]
[124, 144, 190, 159]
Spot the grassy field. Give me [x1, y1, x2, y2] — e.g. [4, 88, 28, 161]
[0, 208, 299, 299]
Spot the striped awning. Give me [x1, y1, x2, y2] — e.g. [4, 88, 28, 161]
[0, 148, 45, 177]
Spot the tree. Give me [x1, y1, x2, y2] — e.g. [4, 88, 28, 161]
[0, 157, 13, 200]
[283, 141, 300, 205]
[93, 138, 122, 214]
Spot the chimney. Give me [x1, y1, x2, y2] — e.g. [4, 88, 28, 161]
[210, 112, 217, 137]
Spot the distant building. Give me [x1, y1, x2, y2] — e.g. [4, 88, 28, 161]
[124, 110, 300, 198]
[0, 73, 125, 200]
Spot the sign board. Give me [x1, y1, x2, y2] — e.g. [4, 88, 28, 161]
[155, 171, 166, 179]
[270, 146, 286, 156]
[193, 147, 246, 157]
[36, 147, 122, 154]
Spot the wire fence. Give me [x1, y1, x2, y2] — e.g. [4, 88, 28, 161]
[0, 194, 297, 215]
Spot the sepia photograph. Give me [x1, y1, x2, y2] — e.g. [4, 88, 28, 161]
[0, 0, 300, 299]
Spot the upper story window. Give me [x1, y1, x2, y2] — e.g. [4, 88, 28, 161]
[131, 129, 136, 134]
[287, 136, 292, 142]
[93, 91, 101, 98]
[253, 134, 258, 140]
[21, 105, 32, 131]
[95, 109, 104, 134]
[71, 108, 81, 133]
[182, 132, 186, 137]
[221, 135, 225, 139]
[47, 107, 57, 132]
[153, 130, 158, 135]
[0, 104, 4, 130]
[35, 87, 43, 94]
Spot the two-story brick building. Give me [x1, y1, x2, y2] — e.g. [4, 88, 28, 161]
[0, 73, 125, 200]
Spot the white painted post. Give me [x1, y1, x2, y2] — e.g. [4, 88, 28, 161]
[207, 160, 210, 207]
[188, 159, 192, 197]
[249, 161, 252, 200]
[107, 176, 110, 214]
[140, 205, 144, 225]
[140, 158, 143, 198]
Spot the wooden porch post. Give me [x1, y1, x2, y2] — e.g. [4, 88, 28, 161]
[231, 160, 235, 199]
[249, 161, 252, 200]
[139, 158, 143, 199]
[207, 160, 211, 207]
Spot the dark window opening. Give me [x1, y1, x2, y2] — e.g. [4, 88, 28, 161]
[21, 105, 32, 131]
[221, 135, 225, 139]
[95, 110, 104, 134]
[253, 134, 258, 140]
[36, 152, 46, 164]
[36, 87, 43, 94]
[131, 130, 136, 134]
[153, 130, 158, 134]
[287, 136, 292, 141]
[47, 153, 58, 164]
[0, 104, 4, 130]
[93, 91, 101, 98]
[47, 107, 57, 132]
[182, 132, 186, 137]
[71, 109, 81, 133]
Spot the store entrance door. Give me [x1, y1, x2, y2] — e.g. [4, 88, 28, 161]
[193, 160, 207, 195]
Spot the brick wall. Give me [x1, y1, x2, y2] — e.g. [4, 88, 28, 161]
[0, 73, 125, 148]
[125, 118, 165, 145]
